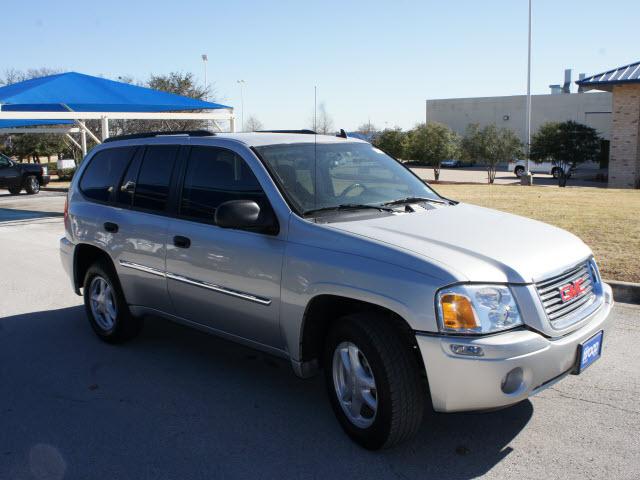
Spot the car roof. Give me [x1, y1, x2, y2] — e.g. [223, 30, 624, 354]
[208, 132, 368, 147]
[101, 132, 368, 149]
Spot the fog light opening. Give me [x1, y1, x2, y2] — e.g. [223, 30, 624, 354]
[501, 367, 524, 394]
[450, 344, 484, 357]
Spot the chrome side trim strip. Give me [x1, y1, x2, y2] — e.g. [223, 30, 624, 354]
[119, 260, 166, 278]
[118, 260, 272, 306]
[165, 272, 272, 306]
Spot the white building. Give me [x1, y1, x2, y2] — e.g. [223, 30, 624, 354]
[426, 70, 612, 143]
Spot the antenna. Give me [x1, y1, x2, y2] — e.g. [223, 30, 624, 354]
[314, 86, 318, 209]
[312, 86, 319, 136]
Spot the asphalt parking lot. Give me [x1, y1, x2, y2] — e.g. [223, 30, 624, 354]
[1, 192, 638, 480]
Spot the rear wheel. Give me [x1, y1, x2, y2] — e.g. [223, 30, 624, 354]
[552, 167, 561, 179]
[514, 166, 525, 177]
[83, 259, 142, 343]
[8, 186, 21, 195]
[25, 175, 40, 194]
[324, 313, 426, 450]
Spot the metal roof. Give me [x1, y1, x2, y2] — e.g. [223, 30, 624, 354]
[576, 61, 640, 91]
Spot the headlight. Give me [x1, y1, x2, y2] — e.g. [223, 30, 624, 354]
[436, 284, 523, 334]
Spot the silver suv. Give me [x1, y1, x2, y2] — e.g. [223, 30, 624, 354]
[60, 131, 613, 449]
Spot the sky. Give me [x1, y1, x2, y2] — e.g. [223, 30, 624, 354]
[3, 0, 638, 131]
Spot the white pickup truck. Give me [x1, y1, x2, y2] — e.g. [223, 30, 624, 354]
[510, 160, 574, 178]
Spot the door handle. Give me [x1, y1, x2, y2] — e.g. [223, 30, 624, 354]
[173, 235, 191, 249]
[104, 222, 119, 233]
[120, 180, 136, 193]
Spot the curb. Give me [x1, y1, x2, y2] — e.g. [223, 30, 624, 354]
[605, 280, 640, 305]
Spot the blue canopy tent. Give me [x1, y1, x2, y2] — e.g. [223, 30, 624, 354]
[0, 72, 235, 154]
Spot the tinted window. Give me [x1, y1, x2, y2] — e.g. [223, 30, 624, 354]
[180, 146, 266, 222]
[133, 146, 179, 212]
[116, 148, 144, 206]
[0, 155, 11, 168]
[80, 147, 135, 202]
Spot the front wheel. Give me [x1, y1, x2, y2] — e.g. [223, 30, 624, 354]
[514, 166, 525, 177]
[324, 313, 426, 450]
[25, 175, 40, 194]
[552, 167, 560, 179]
[83, 260, 142, 343]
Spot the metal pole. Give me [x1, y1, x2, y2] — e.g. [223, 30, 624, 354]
[525, 0, 532, 179]
[101, 116, 110, 140]
[202, 54, 208, 100]
[237, 80, 245, 131]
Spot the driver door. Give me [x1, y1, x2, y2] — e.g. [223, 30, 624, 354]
[165, 145, 285, 349]
[0, 156, 20, 189]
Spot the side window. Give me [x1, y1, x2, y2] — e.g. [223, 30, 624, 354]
[79, 147, 135, 202]
[0, 156, 11, 168]
[115, 147, 144, 206]
[133, 145, 179, 212]
[180, 146, 266, 223]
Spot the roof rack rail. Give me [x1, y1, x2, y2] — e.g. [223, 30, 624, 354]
[103, 130, 215, 143]
[255, 129, 317, 135]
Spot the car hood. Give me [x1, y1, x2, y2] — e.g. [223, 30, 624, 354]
[326, 203, 592, 283]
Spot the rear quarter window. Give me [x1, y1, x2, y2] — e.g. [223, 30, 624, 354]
[79, 147, 136, 202]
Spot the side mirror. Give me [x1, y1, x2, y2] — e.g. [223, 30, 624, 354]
[215, 200, 278, 234]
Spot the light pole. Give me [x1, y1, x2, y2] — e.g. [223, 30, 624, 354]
[237, 80, 246, 131]
[523, 0, 533, 185]
[201, 54, 208, 100]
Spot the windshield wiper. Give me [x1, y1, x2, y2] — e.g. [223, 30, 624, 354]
[382, 196, 449, 206]
[303, 203, 395, 216]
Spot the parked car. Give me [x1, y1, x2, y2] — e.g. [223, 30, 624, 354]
[441, 159, 462, 168]
[510, 159, 574, 178]
[0, 153, 50, 194]
[60, 131, 612, 449]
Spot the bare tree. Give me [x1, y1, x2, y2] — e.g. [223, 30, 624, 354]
[356, 121, 378, 136]
[244, 115, 263, 131]
[309, 102, 334, 134]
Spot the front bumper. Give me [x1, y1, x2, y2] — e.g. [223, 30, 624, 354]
[417, 283, 613, 413]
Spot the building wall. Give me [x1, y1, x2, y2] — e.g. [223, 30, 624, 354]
[609, 84, 640, 189]
[427, 92, 612, 143]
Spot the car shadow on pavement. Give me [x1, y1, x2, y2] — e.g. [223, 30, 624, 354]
[0, 306, 532, 480]
[0, 207, 63, 223]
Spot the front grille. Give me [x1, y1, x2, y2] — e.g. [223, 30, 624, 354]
[536, 261, 596, 324]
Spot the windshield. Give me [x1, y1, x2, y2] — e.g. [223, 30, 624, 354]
[255, 142, 441, 214]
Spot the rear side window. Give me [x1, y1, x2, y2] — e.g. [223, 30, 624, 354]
[79, 147, 135, 202]
[180, 146, 266, 222]
[133, 145, 179, 212]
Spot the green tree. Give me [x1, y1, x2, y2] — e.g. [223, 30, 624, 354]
[481, 125, 522, 184]
[403, 122, 458, 181]
[460, 123, 483, 165]
[460, 124, 523, 184]
[531, 120, 601, 187]
[373, 127, 406, 158]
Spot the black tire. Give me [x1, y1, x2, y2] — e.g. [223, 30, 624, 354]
[324, 313, 426, 450]
[24, 175, 40, 194]
[8, 186, 21, 195]
[514, 166, 525, 177]
[552, 167, 560, 179]
[82, 259, 142, 343]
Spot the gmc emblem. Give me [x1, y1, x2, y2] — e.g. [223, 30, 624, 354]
[559, 278, 586, 302]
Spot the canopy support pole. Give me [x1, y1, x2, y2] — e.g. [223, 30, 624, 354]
[80, 129, 87, 156]
[101, 116, 110, 140]
[65, 134, 82, 150]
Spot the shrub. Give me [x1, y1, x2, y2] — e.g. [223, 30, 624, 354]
[58, 167, 76, 181]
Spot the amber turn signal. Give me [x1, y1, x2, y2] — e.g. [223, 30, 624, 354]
[440, 293, 479, 331]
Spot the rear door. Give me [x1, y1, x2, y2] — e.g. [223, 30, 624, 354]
[111, 144, 181, 314]
[165, 145, 285, 349]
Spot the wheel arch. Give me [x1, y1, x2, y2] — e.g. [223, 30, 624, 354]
[73, 243, 117, 294]
[296, 294, 426, 379]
